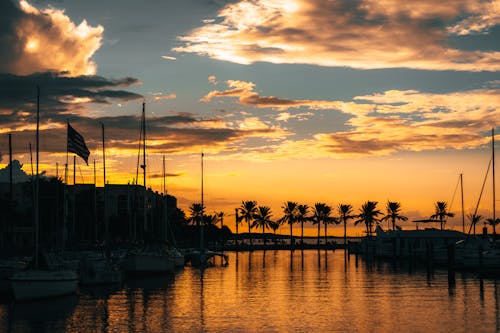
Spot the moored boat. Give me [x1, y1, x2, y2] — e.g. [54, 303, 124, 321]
[10, 269, 78, 300]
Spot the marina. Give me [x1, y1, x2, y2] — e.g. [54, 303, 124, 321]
[0, 250, 499, 332]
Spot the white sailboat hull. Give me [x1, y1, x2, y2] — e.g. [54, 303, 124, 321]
[10, 270, 78, 300]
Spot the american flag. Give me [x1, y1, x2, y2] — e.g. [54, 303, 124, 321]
[67, 123, 90, 165]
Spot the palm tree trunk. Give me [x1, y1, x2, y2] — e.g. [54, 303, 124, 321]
[324, 223, 327, 247]
[301, 221, 304, 246]
[343, 220, 347, 249]
[317, 223, 320, 247]
[263, 225, 266, 246]
[392, 217, 395, 230]
[290, 223, 293, 249]
[248, 219, 252, 247]
[235, 221, 239, 248]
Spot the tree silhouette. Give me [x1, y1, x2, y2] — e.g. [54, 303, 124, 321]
[311, 203, 331, 246]
[269, 220, 280, 244]
[280, 201, 298, 248]
[240, 200, 258, 247]
[337, 204, 355, 248]
[430, 201, 454, 230]
[467, 213, 484, 236]
[381, 201, 408, 230]
[252, 206, 273, 246]
[188, 203, 204, 227]
[296, 204, 309, 245]
[355, 201, 382, 237]
[486, 217, 499, 236]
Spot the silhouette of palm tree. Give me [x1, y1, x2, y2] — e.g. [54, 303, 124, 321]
[467, 213, 484, 236]
[240, 200, 258, 247]
[323, 210, 337, 246]
[269, 220, 280, 244]
[215, 211, 225, 246]
[311, 203, 331, 246]
[188, 203, 204, 226]
[280, 201, 298, 248]
[253, 206, 273, 246]
[355, 201, 382, 237]
[381, 201, 408, 231]
[430, 201, 454, 230]
[338, 204, 355, 248]
[296, 204, 309, 245]
[486, 217, 499, 236]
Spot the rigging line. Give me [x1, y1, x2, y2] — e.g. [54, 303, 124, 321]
[466, 157, 492, 238]
[448, 174, 461, 213]
[135, 114, 143, 186]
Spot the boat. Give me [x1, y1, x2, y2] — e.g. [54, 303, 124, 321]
[184, 153, 229, 268]
[79, 252, 122, 285]
[10, 87, 78, 301]
[122, 102, 175, 274]
[452, 128, 498, 271]
[372, 225, 465, 263]
[10, 269, 78, 301]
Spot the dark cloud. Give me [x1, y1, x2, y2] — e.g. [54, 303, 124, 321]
[0, 71, 142, 125]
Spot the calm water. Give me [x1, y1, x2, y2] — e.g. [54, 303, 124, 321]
[0, 250, 499, 332]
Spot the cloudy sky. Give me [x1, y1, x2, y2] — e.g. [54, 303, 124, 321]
[0, 0, 498, 234]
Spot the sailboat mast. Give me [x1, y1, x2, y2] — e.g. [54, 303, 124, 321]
[460, 173, 465, 233]
[142, 102, 147, 233]
[35, 85, 40, 268]
[493, 128, 496, 223]
[200, 151, 204, 252]
[163, 155, 168, 243]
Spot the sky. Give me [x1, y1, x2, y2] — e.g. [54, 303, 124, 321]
[0, 0, 498, 235]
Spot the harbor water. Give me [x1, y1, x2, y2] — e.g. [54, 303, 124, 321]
[0, 250, 498, 332]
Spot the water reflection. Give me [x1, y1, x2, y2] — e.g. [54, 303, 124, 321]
[0, 251, 498, 332]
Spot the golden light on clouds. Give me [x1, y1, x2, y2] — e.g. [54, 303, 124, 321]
[175, 0, 500, 71]
[9, 0, 103, 76]
[200, 79, 499, 158]
[24, 38, 38, 52]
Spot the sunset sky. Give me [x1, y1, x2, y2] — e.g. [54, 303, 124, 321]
[0, 0, 498, 235]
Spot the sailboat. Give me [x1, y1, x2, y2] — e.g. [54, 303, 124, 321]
[162, 155, 185, 268]
[10, 87, 78, 300]
[185, 152, 229, 267]
[122, 102, 175, 274]
[454, 128, 499, 270]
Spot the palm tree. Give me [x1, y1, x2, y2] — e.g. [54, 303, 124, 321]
[296, 204, 309, 245]
[252, 206, 273, 246]
[467, 213, 484, 236]
[430, 201, 454, 230]
[323, 209, 337, 246]
[269, 220, 280, 244]
[215, 211, 225, 245]
[381, 201, 408, 231]
[311, 203, 330, 246]
[280, 201, 298, 248]
[486, 217, 500, 236]
[355, 201, 382, 237]
[188, 203, 204, 227]
[338, 204, 355, 248]
[240, 200, 258, 247]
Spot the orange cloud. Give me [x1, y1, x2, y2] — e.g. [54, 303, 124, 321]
[2, 1, 103, 76]
[199, 79, 499, 158]
[201, 80, 347, 110]
[175, 0, 500, 71]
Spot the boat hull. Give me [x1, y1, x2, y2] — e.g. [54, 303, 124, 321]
[10, 270, 78, 301]
[122, 253, 175, 274]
